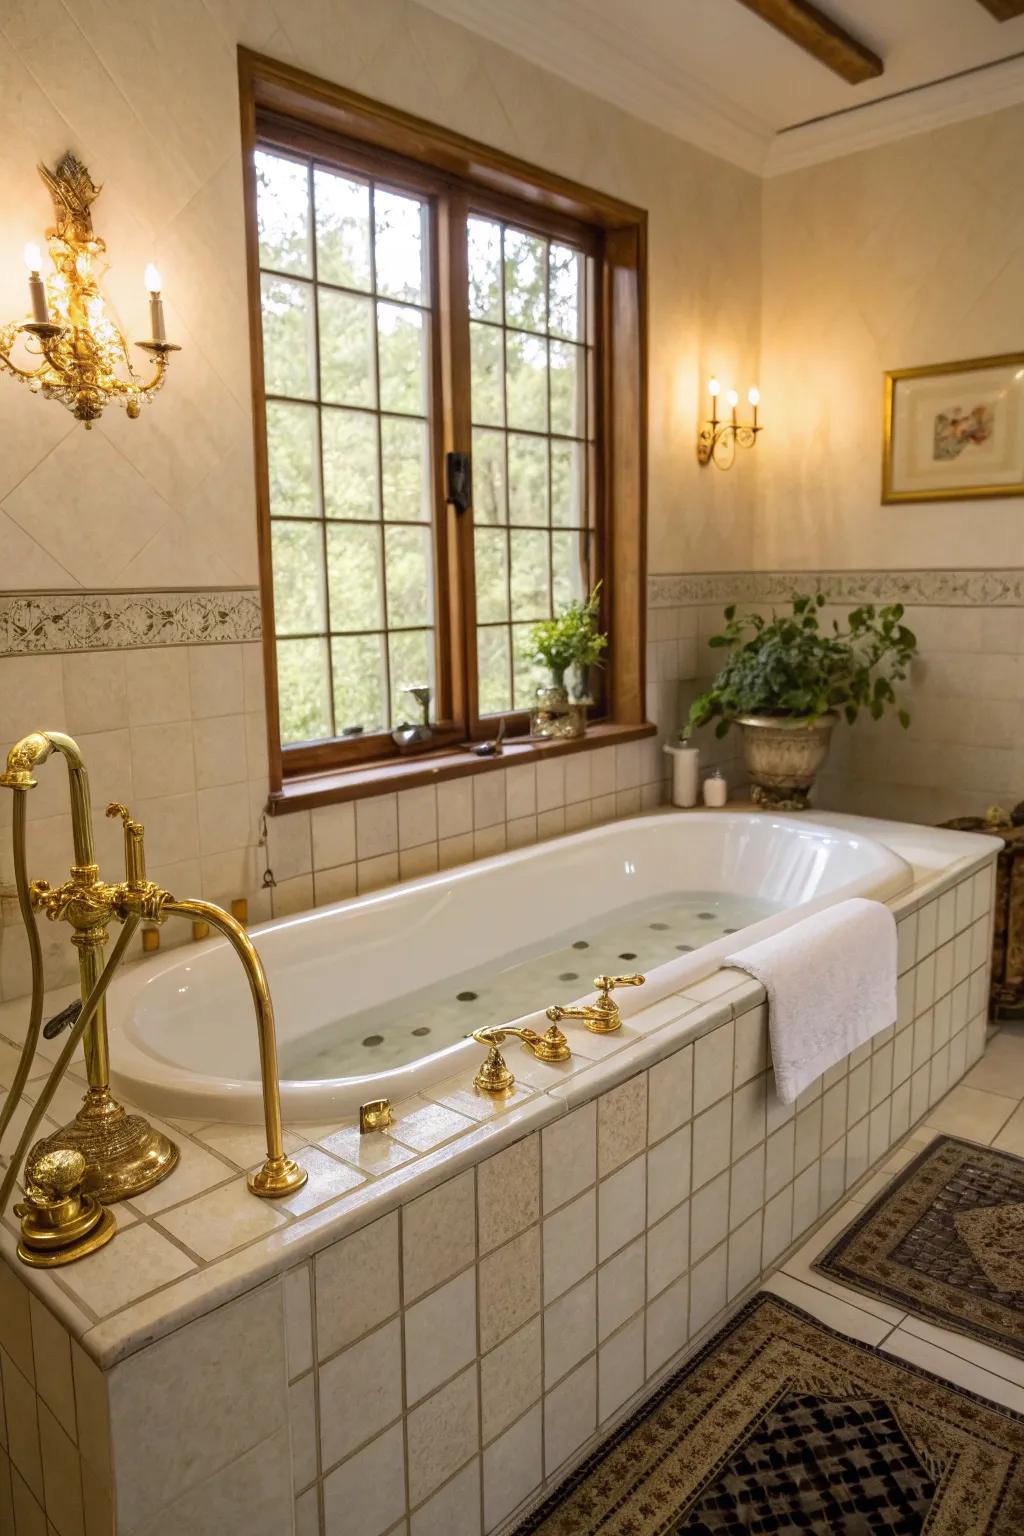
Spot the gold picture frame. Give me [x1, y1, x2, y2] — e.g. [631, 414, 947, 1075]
[882, 352, 1024, 504]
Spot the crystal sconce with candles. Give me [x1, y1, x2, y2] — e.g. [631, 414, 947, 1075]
[0, 153, 179, 428]
[697, 377, 762, 468]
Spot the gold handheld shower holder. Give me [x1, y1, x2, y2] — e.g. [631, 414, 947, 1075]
[0, 730, 305, 1261]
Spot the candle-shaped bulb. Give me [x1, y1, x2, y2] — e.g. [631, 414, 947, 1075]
[24, 242, 49, 324]
[727, 389, 739, 410]
[145, 265, 166, 342]
[708, 377, 720, 397]
[748, 387, 760, 407]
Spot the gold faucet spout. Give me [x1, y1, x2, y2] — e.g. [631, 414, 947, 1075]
[162, 899, 306, 1198]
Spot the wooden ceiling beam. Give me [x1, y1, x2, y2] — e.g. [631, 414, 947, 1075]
[733, 0, 883, 85]
[975, 0, 1024, 20]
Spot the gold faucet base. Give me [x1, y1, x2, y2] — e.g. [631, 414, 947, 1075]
[18, 1203, 117, 1268]
[31, 1088, 179, 1204]
[247, 1155, 308, 1198]
[14, 1146, 118, 1268]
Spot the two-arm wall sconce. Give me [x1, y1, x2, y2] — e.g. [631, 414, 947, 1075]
[0, 153, 179, 428]
[697, 377, 762, 469]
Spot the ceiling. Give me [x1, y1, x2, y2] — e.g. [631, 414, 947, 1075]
[417, 0, 1024, 174]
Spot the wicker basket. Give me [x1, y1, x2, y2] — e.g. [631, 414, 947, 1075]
[942, 804, 1024, 1021]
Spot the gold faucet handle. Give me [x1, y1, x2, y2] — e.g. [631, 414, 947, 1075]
[594, 973, 646, 998]
[106, 802, 147, 889]
[469, 1029, 516, 1095]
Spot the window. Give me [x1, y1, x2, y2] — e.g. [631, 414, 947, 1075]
[468, 218, 596, 714]
[241, 53, 647, 796]
[257, 152, 438, 746]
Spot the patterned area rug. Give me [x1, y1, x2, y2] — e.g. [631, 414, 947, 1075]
[815, 1135, 1024, 1360]
[515, 1294, 1024, 1534]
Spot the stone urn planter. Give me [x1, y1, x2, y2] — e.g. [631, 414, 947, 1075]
[737, 712, 838, 810]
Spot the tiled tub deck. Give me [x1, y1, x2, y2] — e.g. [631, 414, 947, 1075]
[0, 849, 997, 1536]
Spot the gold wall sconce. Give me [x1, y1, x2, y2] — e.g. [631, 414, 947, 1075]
[0, 152, 179, 428]
[697, 377, 762, 468]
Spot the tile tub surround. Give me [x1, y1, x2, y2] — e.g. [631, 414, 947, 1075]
[0, 839, 998, 1532]
[0, 620, 680, 1005]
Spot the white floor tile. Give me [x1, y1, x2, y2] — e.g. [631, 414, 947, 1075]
[881, 1328, 1024, 1415]
[923, 1086, 1018, 1143]
[900, 1315, 1024, 1391]
[759, 1274, 893, 1347]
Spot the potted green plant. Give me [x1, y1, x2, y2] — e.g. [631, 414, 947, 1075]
[527, 584, 608, 739]
[688, 593, 918, 809]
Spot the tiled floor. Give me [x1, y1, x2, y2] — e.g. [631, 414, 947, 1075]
[758, 1022, 1024, 1410]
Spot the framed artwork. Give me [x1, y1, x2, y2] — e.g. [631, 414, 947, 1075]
[882, 352, 1024, 503]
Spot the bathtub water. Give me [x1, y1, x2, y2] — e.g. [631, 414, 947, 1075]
[278, 889, 781, 1079]
[106, 811, 913, 1123]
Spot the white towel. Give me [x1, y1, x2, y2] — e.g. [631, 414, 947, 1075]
[725, 897, 898, 1105]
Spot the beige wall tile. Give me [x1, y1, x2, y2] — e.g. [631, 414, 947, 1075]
[544, 1356, 595, 1477]
[311, 802, 356, 870]
[482, 1401, 541, 1533]
[316, 1211, 400, 1358]
[28, 1299, 75, 1443]
[355, 796, 398, 860]
[436, 779, 472, 839]
[598, 1235, 646, 1341]
[597, 1074, 647, 1176]
[598, 1313, 644, 1423]
[544, 1273, 596, 1387]
[541, 1101, 596, 1213]
[405, 1270, 477, 1406]
[543, 1188, 596, 1303]
[406, 1365, 478, 1507]
[107, 1282, 288, 1532]
[320, 1318, 402, 1470]
[398, 785, 438, 849]
[323, 1422, 405, 1536]
[479, 1227, 541, 1352]
[403, 1170, 476, 1303]
[478, 1134, 540, 1254]
[124, 648, 190, 726]
[598, 1156, 645, 1262]
[480, 1318, 542, 1445]
[410, 1457, 481, 1536]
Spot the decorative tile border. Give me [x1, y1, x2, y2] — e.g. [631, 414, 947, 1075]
[649, 570, 1024, 608]
[0, 588, 262, 656]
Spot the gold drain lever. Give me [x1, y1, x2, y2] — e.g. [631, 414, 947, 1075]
[15, 1147, 116, 1268]
[546, 973, 646, 1034]
[470, 1022, 571, 1095]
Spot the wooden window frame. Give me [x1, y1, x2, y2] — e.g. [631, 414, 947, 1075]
[239, 49, 649, 806]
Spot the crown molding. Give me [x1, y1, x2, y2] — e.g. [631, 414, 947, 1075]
[419, 0, 1024, 180]
[764, 50, 1024, 174]
[414, 0, 771, 174]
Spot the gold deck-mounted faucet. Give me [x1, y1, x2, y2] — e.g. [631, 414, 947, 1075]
[0, 730, 306, 1266]
[547, 973, 647, 1033]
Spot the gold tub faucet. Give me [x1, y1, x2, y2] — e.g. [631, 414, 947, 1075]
[547, 973, 646, 1034]
[470, 1022, 571, 1095]
[0, 729, 305, 1266]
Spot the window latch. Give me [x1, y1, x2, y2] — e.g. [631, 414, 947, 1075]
[445, 451, 472, 514]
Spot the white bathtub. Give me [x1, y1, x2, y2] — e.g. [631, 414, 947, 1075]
[107, 812, 913, 1124]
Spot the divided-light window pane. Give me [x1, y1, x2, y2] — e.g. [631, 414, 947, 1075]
[257, 146, 437, 746]
[469, 215, 596, 717]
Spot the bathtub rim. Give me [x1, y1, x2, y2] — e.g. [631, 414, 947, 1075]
[104, 809, 918, 1124]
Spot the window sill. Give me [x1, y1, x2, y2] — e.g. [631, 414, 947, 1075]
[268, 721, 657, 814]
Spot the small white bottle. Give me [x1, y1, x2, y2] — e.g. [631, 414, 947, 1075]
[664, 730, 700, 808]
[703, 769, 728, 808]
